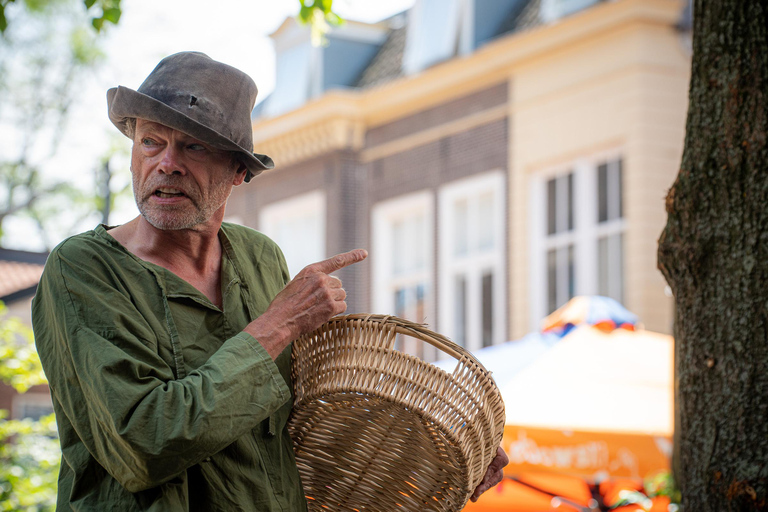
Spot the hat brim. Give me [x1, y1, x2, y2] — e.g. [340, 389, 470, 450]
[107, 86, 273, 182]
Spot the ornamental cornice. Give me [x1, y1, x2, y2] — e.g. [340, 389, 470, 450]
[255, 116, 365, 169]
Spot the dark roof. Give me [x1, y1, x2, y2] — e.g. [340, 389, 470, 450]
[355, 23, 407, 89]
[497, 0, 542, 36]
[356, 1, 541, 90]
[0, 248, 48, 304]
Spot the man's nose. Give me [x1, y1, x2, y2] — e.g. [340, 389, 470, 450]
[158, 144, 186, 175]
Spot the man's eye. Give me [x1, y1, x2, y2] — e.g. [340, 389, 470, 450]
[142, 138, 156, 146]
[188, 143, 206, 151]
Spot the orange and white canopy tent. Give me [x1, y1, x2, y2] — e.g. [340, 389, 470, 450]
[459, 297, 674, 511]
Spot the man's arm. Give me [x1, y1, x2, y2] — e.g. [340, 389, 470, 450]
[33, 239, 367, 493]
[33, 246, 292, 493]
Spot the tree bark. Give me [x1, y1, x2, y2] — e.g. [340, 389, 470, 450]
[657, 1, 768, 511]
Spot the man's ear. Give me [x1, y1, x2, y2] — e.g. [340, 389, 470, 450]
[232, 159, 248, 186]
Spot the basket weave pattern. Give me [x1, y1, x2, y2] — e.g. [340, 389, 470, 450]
[289, 315, 505, 511]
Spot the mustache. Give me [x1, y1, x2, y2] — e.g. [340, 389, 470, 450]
[136, 174, 199, 201]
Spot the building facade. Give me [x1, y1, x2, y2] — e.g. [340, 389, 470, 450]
[0, 248, 52, 419]
[227, 0, 691, 358]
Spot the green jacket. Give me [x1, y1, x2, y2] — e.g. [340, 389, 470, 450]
[31, 223, 307, 512]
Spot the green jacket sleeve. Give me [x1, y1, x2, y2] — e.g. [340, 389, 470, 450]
[32, 238, 291, 494]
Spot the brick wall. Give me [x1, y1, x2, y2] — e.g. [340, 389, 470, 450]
[231, 82, 510, 336]
[366, 81, 508, 147]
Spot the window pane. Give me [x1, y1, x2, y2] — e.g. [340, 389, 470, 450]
[395, 285, 427, 357]
[567, 245, 575, 302]
[392, 219, 406, 275]
[395, 288, 407, 318]
[598, 236, 609, 296]
[598, 162, 608, 223]
[558, 0, 598, 18]
[477, 191, 495, 252]
[415, 283, 426, 324]
[392, 214, 426, 275]
[598, 233, 624, 303]
[265, 42, 312, 117]
[547, 178, 557, 235]
[613, 233, 625, 304]
[600, 159, 624, 222]
[262, 196, 324, 278]
[482, 272, 494, 348]
[454, 275, 467, 347]
[547, 249, 557, 314]
[403, 0, 462, 72]
[617, 159, 624, 220]
[567, 173, 574, 231]
[454, 197, 469, 256]
[394, 287, 407, 351]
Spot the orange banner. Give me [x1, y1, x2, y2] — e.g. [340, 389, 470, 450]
[501, 426, 671, 480]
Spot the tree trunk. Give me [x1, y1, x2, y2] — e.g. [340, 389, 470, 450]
[657, 1, 768, 511]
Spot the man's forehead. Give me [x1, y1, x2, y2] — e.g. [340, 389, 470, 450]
[135, 119, 196, 139]
[136, 119, 177, 133]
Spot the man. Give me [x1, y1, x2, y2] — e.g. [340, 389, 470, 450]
[32, 52, 506, 511]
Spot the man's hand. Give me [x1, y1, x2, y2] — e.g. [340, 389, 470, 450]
[470, 446, 509, 502]
[246, 249, 368, 359]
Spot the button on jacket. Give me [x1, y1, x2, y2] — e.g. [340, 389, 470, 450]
[32, 223, 308, 511]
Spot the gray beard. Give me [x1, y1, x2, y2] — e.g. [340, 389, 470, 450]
[132, 174, 232, 231]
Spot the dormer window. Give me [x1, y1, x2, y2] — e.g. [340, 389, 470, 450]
[403, 0, 528, 75]
[540, 0, 599, 23]
[402, 0, 468, 75]
[262, 18, 388, 119]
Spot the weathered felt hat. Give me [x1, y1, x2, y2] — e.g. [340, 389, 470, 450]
[107, 51, 273, 182]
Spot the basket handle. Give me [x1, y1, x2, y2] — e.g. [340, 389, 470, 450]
[332, 314, 486, 369]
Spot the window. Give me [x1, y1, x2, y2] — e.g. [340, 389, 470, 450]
[403, 0, 468, 74]
[596, 159, 624, 303]
[544, 172, 576, 314]
[439, 172, 506, 351]
[530, 156, 625, 324]
[541, 0, 598, 22]
[373, 192, 434, 360]
[259, 191, 326, 278]
[264, 35, 319, 117]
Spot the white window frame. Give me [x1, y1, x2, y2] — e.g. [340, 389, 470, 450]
[259, 191, 326, 278]
[438, 171, 506, 351]
[372, 190, 435, 328]
[530, 151, 626, 328]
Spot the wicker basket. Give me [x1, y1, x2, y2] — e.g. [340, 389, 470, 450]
[289, 314, 506, 512]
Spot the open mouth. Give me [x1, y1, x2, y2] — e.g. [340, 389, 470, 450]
[154, 187, 186, 198]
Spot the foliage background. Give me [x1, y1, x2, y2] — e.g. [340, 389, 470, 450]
[0, 303, 58, 511]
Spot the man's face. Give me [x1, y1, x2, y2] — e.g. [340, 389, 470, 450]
[131, 119, 246, 231]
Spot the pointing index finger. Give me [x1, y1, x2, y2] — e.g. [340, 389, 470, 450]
[307, 249, 368, 275]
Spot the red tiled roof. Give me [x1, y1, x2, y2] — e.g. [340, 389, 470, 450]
[0, 260, 44, 299]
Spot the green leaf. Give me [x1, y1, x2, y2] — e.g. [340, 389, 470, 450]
[102, 7, 120, 23]
[298, 4, 313, 24]
[91, 16, 103, 30]
[84, 0, 97, 9]
[0, 4, 7, 33]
